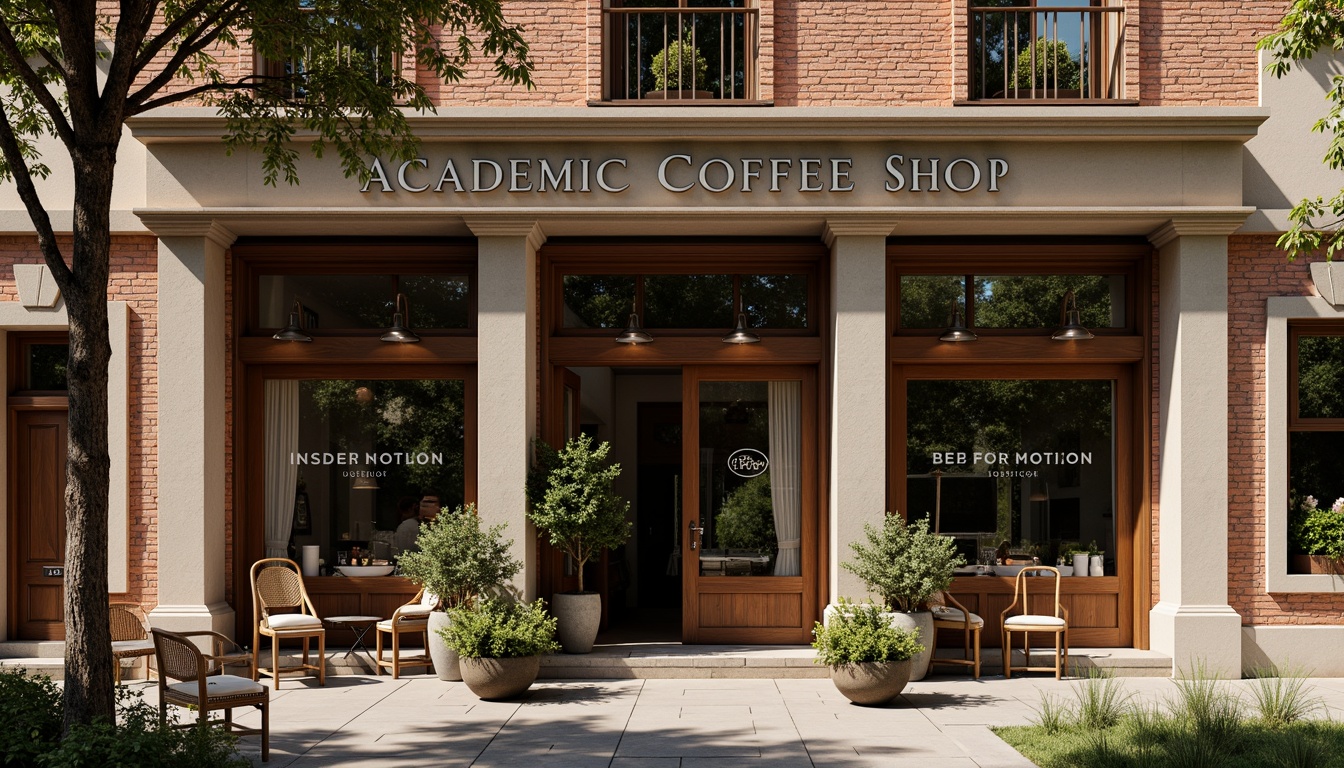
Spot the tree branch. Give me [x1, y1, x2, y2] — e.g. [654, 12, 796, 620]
[102, 0, 157, 114]
[128, 78, 257, 114]
[126, 3, 244, 112]
[130, 0, 239, 80]
[0, 98, 72, 288]
[0, 18, 74, 146]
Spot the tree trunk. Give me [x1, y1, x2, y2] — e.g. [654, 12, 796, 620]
[58, 143, 117, 733]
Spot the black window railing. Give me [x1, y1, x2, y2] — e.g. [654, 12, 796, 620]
[968, 4, 1126, 102]
[604, 6, 759, 103]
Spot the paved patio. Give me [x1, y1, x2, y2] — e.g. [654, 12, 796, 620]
[130, 671, 1344, 767]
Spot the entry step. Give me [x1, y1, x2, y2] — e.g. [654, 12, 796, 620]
[0, 640, 64, 659]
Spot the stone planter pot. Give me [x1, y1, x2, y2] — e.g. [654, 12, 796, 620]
[460, 656, 542, 700]
[1072, 553, 1089, 576]
[829, 659, 913, 706]
[1291, 554, 1344, 575]
[553, 592, 602, 654]
[883, 610, 934, 681]
[427, 611, 461, 681]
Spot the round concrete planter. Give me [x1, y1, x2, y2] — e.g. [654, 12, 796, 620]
[829, 659, 913, 706]
[460, 656, 542, 700]
[553, 592, 602, 654]
[427, 611, 462, 681]
[883, 611, 934, 681]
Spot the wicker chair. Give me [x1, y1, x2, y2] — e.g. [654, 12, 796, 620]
[110, 602, 155, 685]
[1000, 566, 1070, 679]
[250, 558, 326, 689]
[374, 588, 436, 679]
[152, 628, 269, 762]
[929, 591, 983, 679]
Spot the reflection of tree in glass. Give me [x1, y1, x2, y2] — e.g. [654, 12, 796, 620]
[1297, 336, 1344, 418]
[645, 274, 733, 328]
[281, 274, 469, 329]
[714, 473, 777, 555]
[1012, 37, 1080, 91]
[975, 275, 1114, 328]
[742, 274, 808, 329]
[562, 275, 635, 329]
[401, 276, 470, 329]
[900, 275, 965, 329]
[307, 379, 467, 520]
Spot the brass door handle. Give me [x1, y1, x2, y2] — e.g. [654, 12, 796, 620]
[689, 520, 704, 550]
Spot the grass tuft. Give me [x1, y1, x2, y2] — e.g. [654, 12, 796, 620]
[1250, 666, 1323, 728]
[1074, 669, 1133, 730]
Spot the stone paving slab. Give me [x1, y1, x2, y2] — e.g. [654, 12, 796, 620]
[122, 673, 1344, 767]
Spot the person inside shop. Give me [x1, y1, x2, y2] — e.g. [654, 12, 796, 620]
[394, 488, 443, 555]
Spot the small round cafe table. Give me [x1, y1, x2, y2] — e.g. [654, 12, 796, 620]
[325, 615, 382, 660]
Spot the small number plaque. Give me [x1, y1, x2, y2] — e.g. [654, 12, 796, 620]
[42, 566, 63, 578]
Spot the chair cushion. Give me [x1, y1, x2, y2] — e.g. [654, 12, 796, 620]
[398, 606, 434, 619]
[931, 606, 984, 627]
[111, 639, 155, 653]
[379, 615, 429, 631]
[168, 675, 266, 700]
[266, 613, 323, 630]
[1004, 614, 1066, 628]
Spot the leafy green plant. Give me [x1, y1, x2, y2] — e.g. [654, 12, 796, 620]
[1086, 540, 1105, 557]
[1032, 691, 1073, 735]
[526, 435, 632, 593]
[0, 668, 61, 768]
[442, 598, 561, 659]
[1074, 670, 1133, 730]
[843, 515, 964, 612]
[1249, 667, 1322, 727]
[397, 504, 522, 608]
[1011, 37, 1081, 91]
[650, 37, 708, 91]
[811, 598, 923, 666]
[714, 473, 777, 554]
[1290, 496, 1344, 559]
[1171, 662, 1243, 745]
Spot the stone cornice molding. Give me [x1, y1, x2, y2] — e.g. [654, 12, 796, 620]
[822, 217, 897, 247]
[128, 107, 1270, 144]
[462, 217, 547, 250]
[135, 213, 237, 248]
[1147, 212, 1254, 248]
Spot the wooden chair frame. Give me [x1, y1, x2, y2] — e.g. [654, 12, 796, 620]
[929, 591, 982, 679]
[110, 602, 155, 685]
[250, 557, 326, 689]
[374, 587, 436, 679]
[1000, 566, 1070, 679]
[152, 628, 270, 762]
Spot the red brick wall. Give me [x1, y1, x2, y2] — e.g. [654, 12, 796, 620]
[1139, 1, 1288, 105]
[1226, 234, 1344, 624]
[0, 236, 159, 610]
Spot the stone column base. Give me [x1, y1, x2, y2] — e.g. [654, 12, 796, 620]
[1149, 601, 1242, 678]
[149, 602, 236, 638]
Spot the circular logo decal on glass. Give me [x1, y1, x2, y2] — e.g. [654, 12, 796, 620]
[727, 448, 769, 478]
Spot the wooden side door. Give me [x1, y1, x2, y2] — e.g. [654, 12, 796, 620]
[10, 409, 68, 640]
[682, 365, 817, 644]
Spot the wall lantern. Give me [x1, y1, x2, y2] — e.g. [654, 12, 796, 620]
[273, 300, 312, 342]
[1051, 290, 1095, 341]
[615, 310, 653, 344]
[938, 300, 977, 343]
[380, 293, 421, 343]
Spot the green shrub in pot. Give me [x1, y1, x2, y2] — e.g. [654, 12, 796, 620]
[442, 598, 561, 700]
[813, 598, 923, 706]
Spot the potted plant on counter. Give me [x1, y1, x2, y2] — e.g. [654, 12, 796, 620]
[1290, 495, 1344, 574]
[813, 598, 923, 706]
[842, 515, 963, 681]
[526, 435, 632, 653]
[443, 597, 560, 700]
[397, 504, 521, 681]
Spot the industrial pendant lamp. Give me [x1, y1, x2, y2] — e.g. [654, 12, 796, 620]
[1051, 290, 1095, 341]
[938, 300, 977, 342]
[273, 299, 313, 342]
[615, 306, 653, 344]
[380, 292, 421, 343]
[351, 469, 380, 491]
[722, 304, 761, 344]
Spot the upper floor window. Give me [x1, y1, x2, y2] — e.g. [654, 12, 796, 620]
[254, 2, 398, 101]
[603, 0, 760, 104]
[968, 0, 1128, 103]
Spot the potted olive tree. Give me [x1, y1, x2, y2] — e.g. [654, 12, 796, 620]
[397, 504, 521, 681]
[443, 597, 560, 700]
[526, 435, 632, 653]
[842, 515, 963, 681]
[813, 598, 923, 705]
[645, 36, 712, 100]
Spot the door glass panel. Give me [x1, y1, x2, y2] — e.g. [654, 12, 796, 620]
[26, 344, 68, 390]
[697, 380, 801, 577]
[905, 379, 1115, 573]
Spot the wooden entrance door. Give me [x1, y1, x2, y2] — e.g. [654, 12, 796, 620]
[682, 366, 817, 644]
[10, 409, 68, 640]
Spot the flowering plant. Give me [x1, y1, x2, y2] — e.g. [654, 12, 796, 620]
[1290, 495, 1344, 559]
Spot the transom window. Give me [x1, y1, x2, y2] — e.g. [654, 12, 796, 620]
[898, 272, 1130, 333]
[562, 272, 809, 330]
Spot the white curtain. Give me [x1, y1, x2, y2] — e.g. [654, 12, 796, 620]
[768, 381, 802, 577]
[264, 380, 301, 559]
